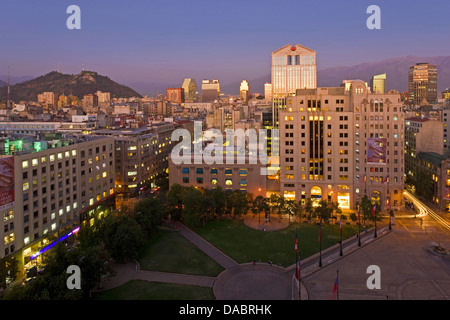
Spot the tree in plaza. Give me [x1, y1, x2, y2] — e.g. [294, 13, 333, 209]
[231, 190, 250, 219]
[415, 170, 434, 202]
[253, 195, 265, 225]
[330, 201, 342, 223]
[100, 213, 146, 263]
[182, 186, 204, 226]
[269, 193, 281, 221]
[224, 190, 234, 216]
[166, 183, 186, 221]
[294, 200, 304, 223]
[285, 199, 296, 224]
[275, 194, 286, 219]
[314, 199, 333, 224]
[304, 197, 315, 222]
[0, 255, 19, 290]
[211, 186, 226, 218]
[4, 243, 114, 300]
[133, 195, 165, 236]
[360, 195, 382, 224]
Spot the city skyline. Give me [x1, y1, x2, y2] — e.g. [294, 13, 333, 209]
[1, 0, 450, 93]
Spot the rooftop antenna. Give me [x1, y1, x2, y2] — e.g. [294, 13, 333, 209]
[57, 64, 61, 73]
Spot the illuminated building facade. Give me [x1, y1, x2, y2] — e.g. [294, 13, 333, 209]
[182, 78, 198, 102]
[0, 134, 115, 274]
[240, 80, 250, 104]
[271, 44, 317, 128]
[408, 63, 438, 105]
[279, 80, 404, 211]
[201, 79, 220, 103]
[370, 73, 386, 94]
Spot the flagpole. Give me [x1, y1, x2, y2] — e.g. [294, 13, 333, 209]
[374, 203, 378, 239]
[319, 221, 322, 267]
[339, 215, 343, 256]
[336, 270, 339, 300]
[357, 205, 361, 247]
[295, 228, 301, 300]
[298, 256, 301, 300]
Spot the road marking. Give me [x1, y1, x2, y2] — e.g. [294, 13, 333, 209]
[398, 220, 410, 232]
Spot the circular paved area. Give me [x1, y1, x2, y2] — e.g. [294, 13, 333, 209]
[243, 214, 290, 231]
[213, 264, 293, 300]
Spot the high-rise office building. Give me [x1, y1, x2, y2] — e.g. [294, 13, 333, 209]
[240, 80, 250, 104]
[279, 80, 404, 210]
[201, 80, 220, 103]
[166, 88, 185, 105]
[370, 73, 386, 94]
[181, 78, 198, 102]
[264, 83, 273, 102]
[271, 44, 317, 128]
[408, 63, 438, 105]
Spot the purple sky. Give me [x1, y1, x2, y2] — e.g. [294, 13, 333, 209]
[1, 0, 449, 91]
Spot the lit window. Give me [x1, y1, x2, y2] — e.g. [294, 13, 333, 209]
[32, 158, 38, 167]
[22, 160, 29, 169]
[225, 179, 233, 185]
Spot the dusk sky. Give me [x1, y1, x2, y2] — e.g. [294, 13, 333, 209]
[1, 0, 449, 90]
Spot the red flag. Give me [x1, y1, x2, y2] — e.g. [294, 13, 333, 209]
[331, 274, 339, 300]
[372, 203, 376, 216]
[295, 231, 298, 253]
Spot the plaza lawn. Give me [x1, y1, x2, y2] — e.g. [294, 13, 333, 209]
[93, 280, 215, 300]
[138, 228, 224, 277]
[189, 220, 361, 268]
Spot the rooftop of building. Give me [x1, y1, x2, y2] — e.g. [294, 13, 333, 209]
[405, 117, 430, 122]
[417, 151, 445, 167]
[0, 133, 109, 156]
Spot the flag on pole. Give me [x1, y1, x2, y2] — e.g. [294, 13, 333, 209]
[331, 272, 339, 300]
[295, 257, 301, 280]
[358, 205, 361, 222]
[339, 215, 342, 232]
[372, 203, 376, 216]
[295, 230, 298, 253]
[383, 175, 389, 184]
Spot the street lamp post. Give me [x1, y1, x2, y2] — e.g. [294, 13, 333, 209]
[358, 205, 361, 247]
[319, 221, 322, 267]
[339, 214, 343, 256]
[374, 205, 377, 239]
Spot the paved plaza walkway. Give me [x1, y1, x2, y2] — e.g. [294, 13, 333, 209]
[95, 211, 450, 300]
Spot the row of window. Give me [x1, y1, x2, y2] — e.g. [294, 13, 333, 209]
[182, 177, 247, 186]
[182, 168, 248, 176]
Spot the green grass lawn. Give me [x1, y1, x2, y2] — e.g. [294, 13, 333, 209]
[189, 220, 361, 267]
[137, 228, 224, 277]
[93, 280, 215, 300]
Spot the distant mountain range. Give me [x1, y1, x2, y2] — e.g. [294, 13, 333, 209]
[0, 70, 142, 102]
[220, 55, 450, 96]
[2, 55, 450, 100]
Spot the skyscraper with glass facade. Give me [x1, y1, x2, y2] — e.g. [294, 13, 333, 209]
[271, 44, 317, 128]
